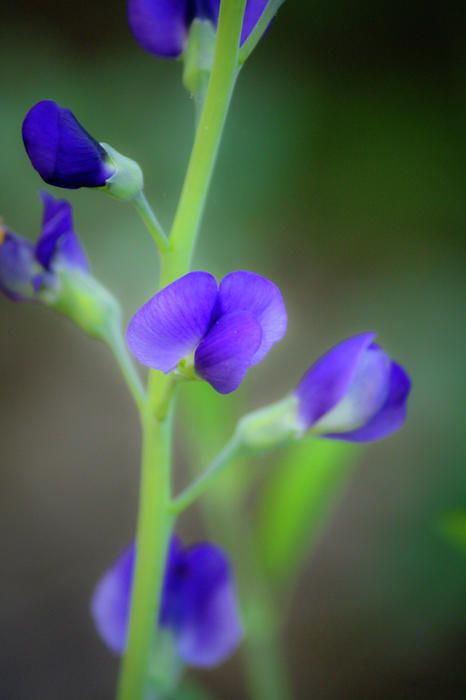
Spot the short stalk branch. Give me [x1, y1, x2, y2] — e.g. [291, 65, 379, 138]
[171, 435, 243, 515]
[132, 191, 170, 252]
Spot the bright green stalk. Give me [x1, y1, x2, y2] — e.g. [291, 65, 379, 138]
[164, 0, 247, 281]
[116, 404, 174, 700]
[171, 434, 243, 515]
[116, 2, 247, 699]
[132, 191, 169, 252]
[105, 323, 145, 411]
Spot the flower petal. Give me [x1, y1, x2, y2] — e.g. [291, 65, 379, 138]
[36, 192, 89, 272]
[90, 544, 134, 654]
[313, 344, 391, 435]
[326, 361, 411, 442]
[162, 542, 243, 668]
[217, 271, 287, 366]
[295, 332, 376, 430]
[22, 100, 113, 189]
[92, 537, 242, 668]
[0, 229, 36, 301]
[128, 0, 190, 57]
[195, 310, 262, 394]
[241, 0, 270, 44]
[127, 271, 218, 373]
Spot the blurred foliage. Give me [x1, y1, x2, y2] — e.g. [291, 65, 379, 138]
[439, 512, 466, 556]
[255, 439, 359, 586]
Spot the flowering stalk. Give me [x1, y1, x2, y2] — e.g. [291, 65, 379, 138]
[116, 409, 174, 700]
[163, 0, 247, 282]
[116, 1, 247, 698]
[132, 191, 169, 252]
[104, 322, 146, 411]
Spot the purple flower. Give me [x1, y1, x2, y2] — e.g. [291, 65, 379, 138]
[91, 537, 243, 668]
[127, 270, 287, 394]
[22, 100, 115, 190]
[128, 0, 270, 57]
[0, 192, 88, 301]
[295, 332, 411, 442]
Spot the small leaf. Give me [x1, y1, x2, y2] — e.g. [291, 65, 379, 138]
[255, 438, 360, 584]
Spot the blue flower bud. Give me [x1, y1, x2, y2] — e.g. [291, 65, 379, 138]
[22, 100, 114, 190]
[23, 101, 143, 200]
[234, 333, 412, 454]
[295, 333, 411, 442]
[0, 193, 120, 340]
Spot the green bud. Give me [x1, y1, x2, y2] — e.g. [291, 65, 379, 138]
[43, 265, 121, 342]
[101, 143, 144, 201]
[182, 20, 216, 109]
[236, 396, 301, 454]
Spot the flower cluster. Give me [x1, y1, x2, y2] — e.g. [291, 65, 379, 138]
[92, 536, 242, 668]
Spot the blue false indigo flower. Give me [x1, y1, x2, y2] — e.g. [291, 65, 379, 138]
[0, 192, 88, 303]
[237, 332, 411, 452]
[92, 537, 243, 668]
[0, 192, 120, 339]
[128, 0, 271, 58]
[127, 270, 287, 394]
[295, 332, 411, 442]
[23, 100, 143, 200]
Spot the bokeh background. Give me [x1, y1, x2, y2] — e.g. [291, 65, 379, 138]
[0, 1, 465, 698]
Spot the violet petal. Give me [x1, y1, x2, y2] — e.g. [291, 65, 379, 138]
[326, 361, 411, 442]
[127, 271, 218, 373]
[195, 310, 262, 393]
[217, 270, 287, 365]
[296, 332, 376, 430]
[22, 100, 113, 189]
[36, 192, 89, 272]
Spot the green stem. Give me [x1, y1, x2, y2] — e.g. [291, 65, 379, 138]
[239, 0, 286, 64]
[117, 0, 246, 700]
[116, 402, 174, 700]
[107, 325, 146, 411]
[166, 0, 247, 278]
[116, 3, 247, 698]
[133, 191, 169, 252]
[171, 434, 243, 515]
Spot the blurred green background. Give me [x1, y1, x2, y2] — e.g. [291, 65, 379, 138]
[0, 1, 465, 698]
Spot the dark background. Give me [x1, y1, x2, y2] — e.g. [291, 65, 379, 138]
[0, 1, 465, 698]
